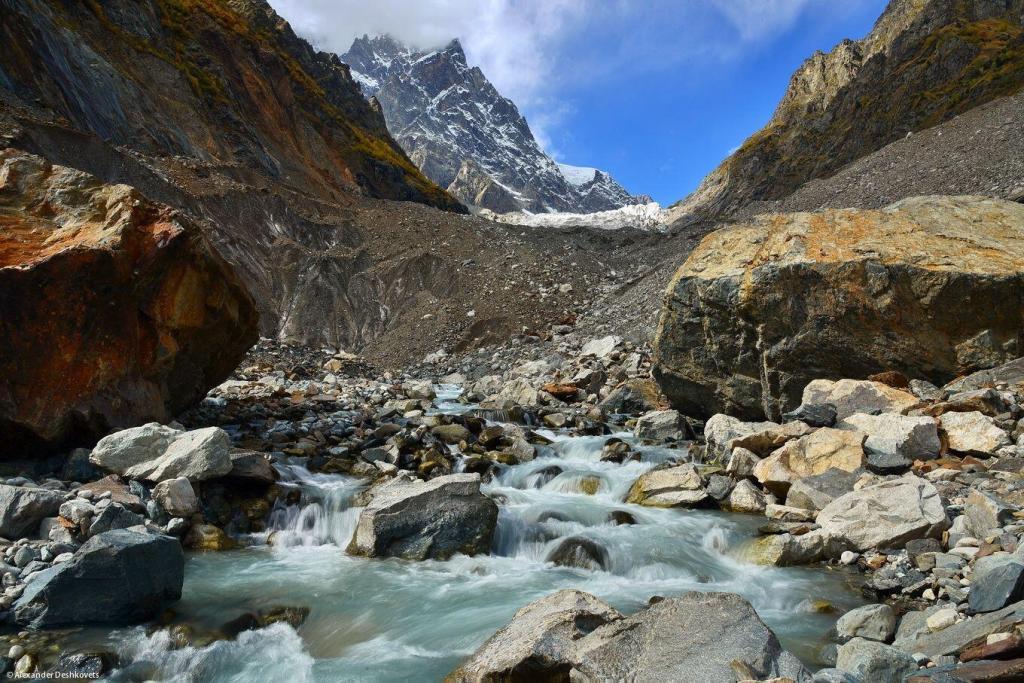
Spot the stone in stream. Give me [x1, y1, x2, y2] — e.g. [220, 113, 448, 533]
[225, 451, 278, 485]
[448, 590, 809, 682]
[347, 473, 497, 561]
[816, 475, 948, 552]
[13, 529, 184, 628]
[572, 592, 811, 681]
[625, 464, 708, 507]
[446, 589, 622, 682]
[836, 637, 917, 683]
[546, 537, 609, 571]
[834, 604, 897, 643]
[0, 485, 65, 539]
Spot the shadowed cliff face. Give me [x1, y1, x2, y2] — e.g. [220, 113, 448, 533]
[670, 0, 1024, 223]
[0, 0, 461, 211]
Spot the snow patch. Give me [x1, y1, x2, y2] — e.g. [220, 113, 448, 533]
[557, 163, 599, 187]
[483, 202, 666, 231]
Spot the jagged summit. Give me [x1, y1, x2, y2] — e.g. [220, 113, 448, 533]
[342, 34, 647, 214]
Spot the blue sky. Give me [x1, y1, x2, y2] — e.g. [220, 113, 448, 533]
[272, 0, 889, 205]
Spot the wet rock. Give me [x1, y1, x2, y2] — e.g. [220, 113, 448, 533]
[765, 503, 815, 522]
[782, 403, 837, 428]
[626, 464, 708, 508]
[753, 428, 865, 496]
[153, 478, 198, 518]
[836, 637, 917, 683]
[785, 469, 858, 512]
[816, 476, 948, 552]
[184, 524, 236, 551]
[446, 589, 622, 682]
[633, 410, 684, 442]
[837, 413, 940, 468]
[835, 604, 897, 643]
[431, 424, 471, 445]
[0, 150, 258, 455]
[599, 439, 638, 464]
[607, 510, 636, 525]
[546, 537, 609, 571]
[49, 652, 118, 679]
[968, 558, 1024, 613]
[347, 474, 497, 560]
[0, 485, 65, 539]
[14, 529, 183, 628]
[939, 411, 1009, 455]
[653, 199, 1024, 420]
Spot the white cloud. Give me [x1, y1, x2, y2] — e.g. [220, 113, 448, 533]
[710, 0, 816, 43]
[269, 0, 585, 110]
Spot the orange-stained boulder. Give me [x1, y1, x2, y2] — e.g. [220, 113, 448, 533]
[0, 150, 258, 455]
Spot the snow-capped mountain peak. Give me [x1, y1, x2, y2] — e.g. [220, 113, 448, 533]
[342, 35, 647, 214]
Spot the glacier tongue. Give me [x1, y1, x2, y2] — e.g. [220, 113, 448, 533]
[483, 202, 667, 231]
[342, 34, 648, 215]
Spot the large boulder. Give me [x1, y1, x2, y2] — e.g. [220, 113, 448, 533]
[347, 473, 497, 560]
[448, 590, 810, 682]
[0, 150, 258, 455]
[13, 529, 184, 628]
[573, 592, 810, 681]
[447, 589, 622, 682]
[652, 197, 1024, 420]
[817, 475, 949, 552]
[0, 484, 65, 539]
[90, 425, 232, 482]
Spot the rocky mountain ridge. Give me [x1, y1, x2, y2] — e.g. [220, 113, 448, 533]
[342, 34, 645, 214]
[669, 0, 1024, 224]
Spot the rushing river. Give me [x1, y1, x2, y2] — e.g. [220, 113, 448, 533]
[99, 387, 864, 682]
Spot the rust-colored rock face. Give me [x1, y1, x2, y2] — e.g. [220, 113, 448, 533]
[653, 196, 1024, 420]
[0, 150, 258, 455]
